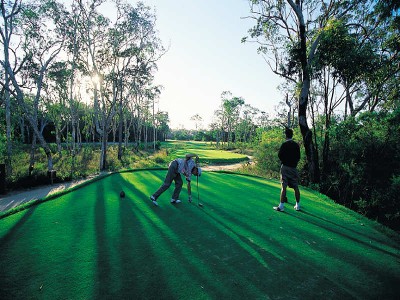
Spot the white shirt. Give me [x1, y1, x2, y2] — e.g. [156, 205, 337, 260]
[175, 158, 196, 181]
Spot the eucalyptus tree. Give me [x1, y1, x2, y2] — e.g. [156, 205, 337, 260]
[75, 0, 112, 170]
[214, 91, 245, 147]
[190, 113, 203, 131]
[148, 85, 161, 151]
[111, 1, 164, 156]
[245, 0, 378, 183]
[306, 3, 399, 181]
[1, 0, 68, 175]
[75, 0, 163, 168]
[64, 0, 84, 160]
[154, 110, 169, 142]
[0, 0, 15, 175]
[45, 61, 70, 156]
[315, 18, 399, 117]
[115, 1, 164, 153]
[236, 104, 259, 144]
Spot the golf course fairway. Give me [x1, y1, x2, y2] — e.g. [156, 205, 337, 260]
[0, 170, 399, 299]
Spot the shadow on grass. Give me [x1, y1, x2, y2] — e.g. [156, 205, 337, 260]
[301, 210, 399, 247]
[1, 171, 399, 299]
[289, 210, 400, 259]
[118, 173, 279, 298]
[0, 205, 38, 246]
[94, 182, 112, 299]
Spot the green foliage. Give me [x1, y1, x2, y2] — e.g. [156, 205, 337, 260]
[314, 19, 376, 83]
[324, 110, 400, 229]
[169, 129, 193, 140]
[152, 149, 168, 164]
[254, 127, 306, 179]
[0, 133, 6, 161]
[254, 127, 282, 178]
[5, 144, 164, 190]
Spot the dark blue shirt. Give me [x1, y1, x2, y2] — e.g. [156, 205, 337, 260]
[278, 139, 300, 168]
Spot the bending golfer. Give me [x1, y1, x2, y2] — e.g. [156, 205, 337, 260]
[274, 128, 301, 212]
[150, 153, 202, 206]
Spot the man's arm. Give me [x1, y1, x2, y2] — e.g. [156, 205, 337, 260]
[185, 153, 199, 162]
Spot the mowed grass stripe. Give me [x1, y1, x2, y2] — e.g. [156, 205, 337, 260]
[0, 171, 399, 299]
[162, 141, 249, 164]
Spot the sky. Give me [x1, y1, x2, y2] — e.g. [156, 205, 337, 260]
[139, 0, 284, 129]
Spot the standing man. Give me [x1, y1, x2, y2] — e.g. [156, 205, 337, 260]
[273, 128, 301, 212]
[150, 153, 201, 206]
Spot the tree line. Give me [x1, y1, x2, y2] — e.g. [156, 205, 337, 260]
[1, 0, 168, 176]
[244, 0, 399, 185]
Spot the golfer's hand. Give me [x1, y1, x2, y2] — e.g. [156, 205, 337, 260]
[188, 195, 192, 203]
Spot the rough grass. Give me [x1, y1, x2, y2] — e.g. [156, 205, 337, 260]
[0, 171, 399, 299]
[5, 144, 162, 190]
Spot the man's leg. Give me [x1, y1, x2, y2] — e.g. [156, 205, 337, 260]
[172, 174, 183, 200]
[274, 166, 287, 211]
[273, 165, 288, 211]
[294, 187, 300, 203]
[293, 186, 301, 210]
[280, 185, 287, 204]
[273, 184, 286, 211]
[153, 163, 176, 199]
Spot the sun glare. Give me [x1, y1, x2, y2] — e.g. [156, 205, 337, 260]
[91, 74, 101, 86]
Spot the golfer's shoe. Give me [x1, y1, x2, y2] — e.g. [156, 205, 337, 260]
[273, 206, 284, 212]
[170, 199, 182, 204]
[294, 203, 301, 211]
[150, 195, 158, 206]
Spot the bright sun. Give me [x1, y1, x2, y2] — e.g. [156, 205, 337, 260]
[91, 74, 101, 85]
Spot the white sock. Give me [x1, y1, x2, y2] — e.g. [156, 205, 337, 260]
[279, 203, 284, 209]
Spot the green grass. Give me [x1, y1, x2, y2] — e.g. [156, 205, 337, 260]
[0, 170, 399, 299]
[162, 140, 249, 164]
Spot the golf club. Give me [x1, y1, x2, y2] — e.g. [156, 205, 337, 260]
[197, 174, 203, 207]
[195, 156, 203, 207]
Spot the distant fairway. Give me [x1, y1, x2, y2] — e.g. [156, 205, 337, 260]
[162, 140, 249, 164]
[0, 170, 399, 299]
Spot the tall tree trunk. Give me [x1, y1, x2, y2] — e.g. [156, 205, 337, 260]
[4, 72, 12, 176]
[100, 117, 107, 171]
[118, 95, 123, 160]
[295, 0, 320, 183]
[298, 86, 320, 184]
[55, 126, 62, 156]
[29, 135, 37, 176]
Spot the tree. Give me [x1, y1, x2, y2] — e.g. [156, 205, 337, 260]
[1, 0, 67, 174]
[190, 113, 203, 131]
[214, 91, 244, 147]
[245, 0, 373, 183]
[236, 104, 258, 143]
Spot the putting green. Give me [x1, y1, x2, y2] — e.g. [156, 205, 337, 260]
[0, 170, 399, 299]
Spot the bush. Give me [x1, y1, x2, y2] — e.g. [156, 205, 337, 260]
[324, 110, 400, 230]
[4, 144, 159, 191]
[254, 127, 306, 180]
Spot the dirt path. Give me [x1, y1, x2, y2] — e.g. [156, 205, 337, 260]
[0, 177, 93, 212]
[0, 162, 250, 213]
